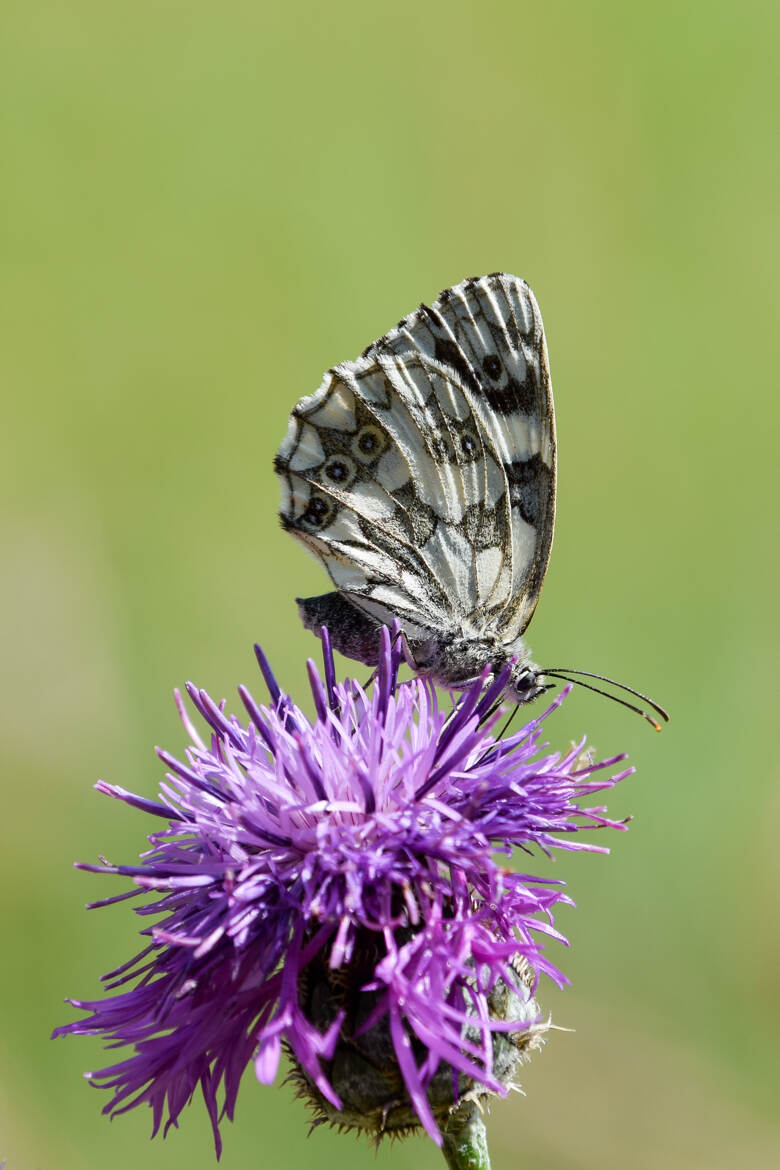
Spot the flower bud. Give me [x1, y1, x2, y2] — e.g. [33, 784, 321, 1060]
[291, 940, 549, 1140]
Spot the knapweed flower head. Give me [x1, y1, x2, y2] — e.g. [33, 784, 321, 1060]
[54, 627, 632, 1157]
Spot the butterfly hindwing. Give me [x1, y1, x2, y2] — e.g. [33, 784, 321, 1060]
[276, 347, 521, 634]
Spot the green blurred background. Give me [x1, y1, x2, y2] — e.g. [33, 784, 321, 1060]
[2, 1, 778, 1167]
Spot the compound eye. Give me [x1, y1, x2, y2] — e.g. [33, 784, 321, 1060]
[514, 668, 538, 698]
[351, 425, 386, 464]
[323, 454, 357, 488]
[302, 494, 332, 528]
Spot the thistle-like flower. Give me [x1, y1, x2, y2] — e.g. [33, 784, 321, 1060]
[54, 627, 632, 1162]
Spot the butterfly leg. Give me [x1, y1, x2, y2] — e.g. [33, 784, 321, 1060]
[359, 626, 412, 691]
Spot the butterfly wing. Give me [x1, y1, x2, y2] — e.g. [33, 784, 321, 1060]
[275, 274, 555, 658]
[276, 352, 517, 639]
[364, 273, 556, 642]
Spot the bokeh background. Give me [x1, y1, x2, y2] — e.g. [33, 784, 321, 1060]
[2, 2, 778, 1167]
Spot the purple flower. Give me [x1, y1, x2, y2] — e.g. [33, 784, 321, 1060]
[54, 627, 632, 1157]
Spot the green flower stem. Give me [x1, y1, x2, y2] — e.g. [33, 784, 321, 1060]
[441, 1100, 492, 1170]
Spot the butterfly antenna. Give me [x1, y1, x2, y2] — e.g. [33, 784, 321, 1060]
[544, 668, 670, 724]
[543, 669, 669, 731]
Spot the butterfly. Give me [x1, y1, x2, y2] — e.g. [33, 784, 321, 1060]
[275, 272, 560, 706]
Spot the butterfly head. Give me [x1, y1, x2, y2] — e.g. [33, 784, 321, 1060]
[507, 662, 547, 706]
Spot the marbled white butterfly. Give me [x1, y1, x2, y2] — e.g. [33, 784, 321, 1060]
[275, 273, 668, 724]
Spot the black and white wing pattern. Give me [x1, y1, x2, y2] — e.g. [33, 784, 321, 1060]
[275, 274, 556, 685]
[363, 274, 556, 643]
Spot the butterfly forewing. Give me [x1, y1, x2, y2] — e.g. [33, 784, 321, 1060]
[363, 274, 556, 640]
